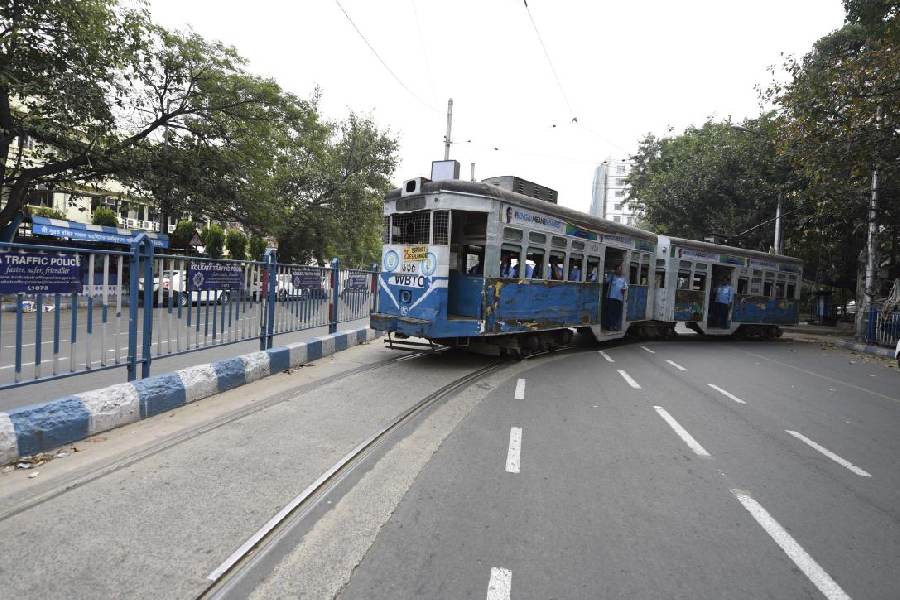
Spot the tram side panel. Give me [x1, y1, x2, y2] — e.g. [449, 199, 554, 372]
[483, 278, 601, 334]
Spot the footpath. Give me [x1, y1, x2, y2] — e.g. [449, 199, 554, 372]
[781, 321, 897, 361]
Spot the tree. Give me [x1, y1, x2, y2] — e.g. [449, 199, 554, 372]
[28, 205, 66, 220]
[91, 206, 118, 227]
[628, 115, 801, 252]
[248, 234, 267, 260]
[276, 113, 397, 266]
[0, 1, 284, 235]
[170, 220, 196, 251]
[200, 224, 225, 259]
[225, 229, 247, 260]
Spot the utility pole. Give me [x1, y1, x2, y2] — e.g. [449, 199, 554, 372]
[443, 98, 453, 160]
[859, 104, 882, 340]
[774, 196, 782, 254]
[470, 162, 476, 182]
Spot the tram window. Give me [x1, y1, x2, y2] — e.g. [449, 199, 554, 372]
[503, 227, 522, 242]
[737, 278, 749, 294]
[568, 254, 584, 281]
[433, 211, 449, 245]
[571, 240, 585, 251]
[786, 283, 796, 299]
[639, 263, 650, 286]
[526, 247, 544, 279]
[391, 211, 430, 244]
[750, 277, 762, 295]
[500, 244, 520, 279]
[774, 281, 786, 298]
[763, 272, 775, 297]
[629, 262, 639, 284]
[529, 231, 546, 245]
[654, 269, 665, 288]
[551, 236, 567, 250]
[382, 216, 390, 244]
[678, 261, 692, 289]
[548, 250, 565, 280]
[691, 273, 707, 291]
[586, 256, 601, 282]
[465, 246, 484, 275]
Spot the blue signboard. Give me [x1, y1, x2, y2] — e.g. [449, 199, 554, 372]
[291, 269, 322, 289]
[187, 260, 244, 291]
[31, 216, 169, 249]
[347, 275, 368, 290]
[0, 250, 84, 294]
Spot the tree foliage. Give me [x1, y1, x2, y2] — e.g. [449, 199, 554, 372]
[170, 220, 196, 251]
[224, 229, 247, 260]
[200, 223, 224, 259]
[91, 206, 118, 227]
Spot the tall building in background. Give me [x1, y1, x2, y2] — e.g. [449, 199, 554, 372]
[590, 157, 639, 225]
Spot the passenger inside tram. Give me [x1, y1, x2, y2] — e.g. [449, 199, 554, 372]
[548, 254, 564, 280]
[526, 248, 544, 279]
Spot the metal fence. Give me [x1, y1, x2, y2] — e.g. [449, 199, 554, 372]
[865, 304, 900, 348]
[0, 238, 377, 390]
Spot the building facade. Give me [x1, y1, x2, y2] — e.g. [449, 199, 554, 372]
[590, 157, 639, 226]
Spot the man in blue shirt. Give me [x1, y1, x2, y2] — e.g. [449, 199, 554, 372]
[603, 265, 628, 331]
[713, 278, 733, 327]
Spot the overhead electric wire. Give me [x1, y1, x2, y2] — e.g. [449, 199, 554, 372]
[334, 0, 439, 113]
[522, 0, 575, 121]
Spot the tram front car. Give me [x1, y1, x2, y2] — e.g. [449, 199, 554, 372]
[371, 177, 486, 347]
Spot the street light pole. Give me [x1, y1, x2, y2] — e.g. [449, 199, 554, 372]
[774, 196, 782, 254]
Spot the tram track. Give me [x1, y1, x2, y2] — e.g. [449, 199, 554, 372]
[197, 357, 511, 599]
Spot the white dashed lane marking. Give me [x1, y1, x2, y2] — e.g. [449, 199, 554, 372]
[505, 427, 522, 474]
[486, 567, 512, 600]
[598, 350, 615, 363]
[785, 430, 871, 477]
[665, 359, 686, 371]
[708, 384, 746, 405]
[732, 490, 851, 600]
[617, 369, 641, 389]
[653, 406, 711, 457]
[514, 378, 526, 400]
[640, 345, 655, 354]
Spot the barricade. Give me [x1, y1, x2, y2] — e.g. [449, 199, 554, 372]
[0, 240, 378, 390]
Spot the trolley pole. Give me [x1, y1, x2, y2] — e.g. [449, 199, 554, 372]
[443, 98, 453, 160]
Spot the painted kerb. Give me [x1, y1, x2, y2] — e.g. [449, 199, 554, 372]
[0, 327, 381, 465]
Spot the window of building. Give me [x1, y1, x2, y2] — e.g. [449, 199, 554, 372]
[614, 203, 623, 211]
[616, 178, 626, 186]
[615, 189, 626, 197]
[613, 216, 621, 223]
[616, 164, 626, 174]
[627, 216, 634, 225]
[25, 188, 53, 208]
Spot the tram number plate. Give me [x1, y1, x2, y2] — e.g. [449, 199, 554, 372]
[392, 274, 427, 288]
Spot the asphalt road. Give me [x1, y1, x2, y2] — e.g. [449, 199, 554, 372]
[0, 299, 366, 410]
[1, 336, 898, 599]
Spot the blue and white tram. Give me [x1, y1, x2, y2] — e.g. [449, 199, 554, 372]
[371, 177, 662, 355]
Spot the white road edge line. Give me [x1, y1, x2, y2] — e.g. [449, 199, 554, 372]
[785, 430, 871, 477]
[617, 369, 641, 389]
[514, 378, 526, 400]
[640, 345, 655, 354]
[708, 383, 746, 405]
[665, 359, 687, 371]
[505, 427, 522, 474]
[598, 350, 614, 363]
[653, 406, 711, 457]
[732, 490, 852, 600]
[486, 567, 512, 600]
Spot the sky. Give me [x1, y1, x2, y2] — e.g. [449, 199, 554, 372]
[147, 0, 847, 215]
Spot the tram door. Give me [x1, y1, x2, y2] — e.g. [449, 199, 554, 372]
[447, 211, 487, 319]
[601, 246, 628, 332]
[708, 264, 736, 328]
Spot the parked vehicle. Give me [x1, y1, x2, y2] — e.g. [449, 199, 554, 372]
[138, 270, 231, 306]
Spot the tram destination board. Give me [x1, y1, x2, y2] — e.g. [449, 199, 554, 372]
[187, 260, 244, 291]
[0, 250, 84, 294]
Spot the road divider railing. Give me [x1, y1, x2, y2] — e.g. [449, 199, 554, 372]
[0, 327, 381, 465]
[0, 238, 378, 391]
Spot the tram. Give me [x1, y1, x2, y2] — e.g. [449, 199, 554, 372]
[370, 175, 801, 355]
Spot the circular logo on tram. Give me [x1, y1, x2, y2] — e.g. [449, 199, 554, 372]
[383, 250, 400, 272]
[421, 252, 437, 276]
